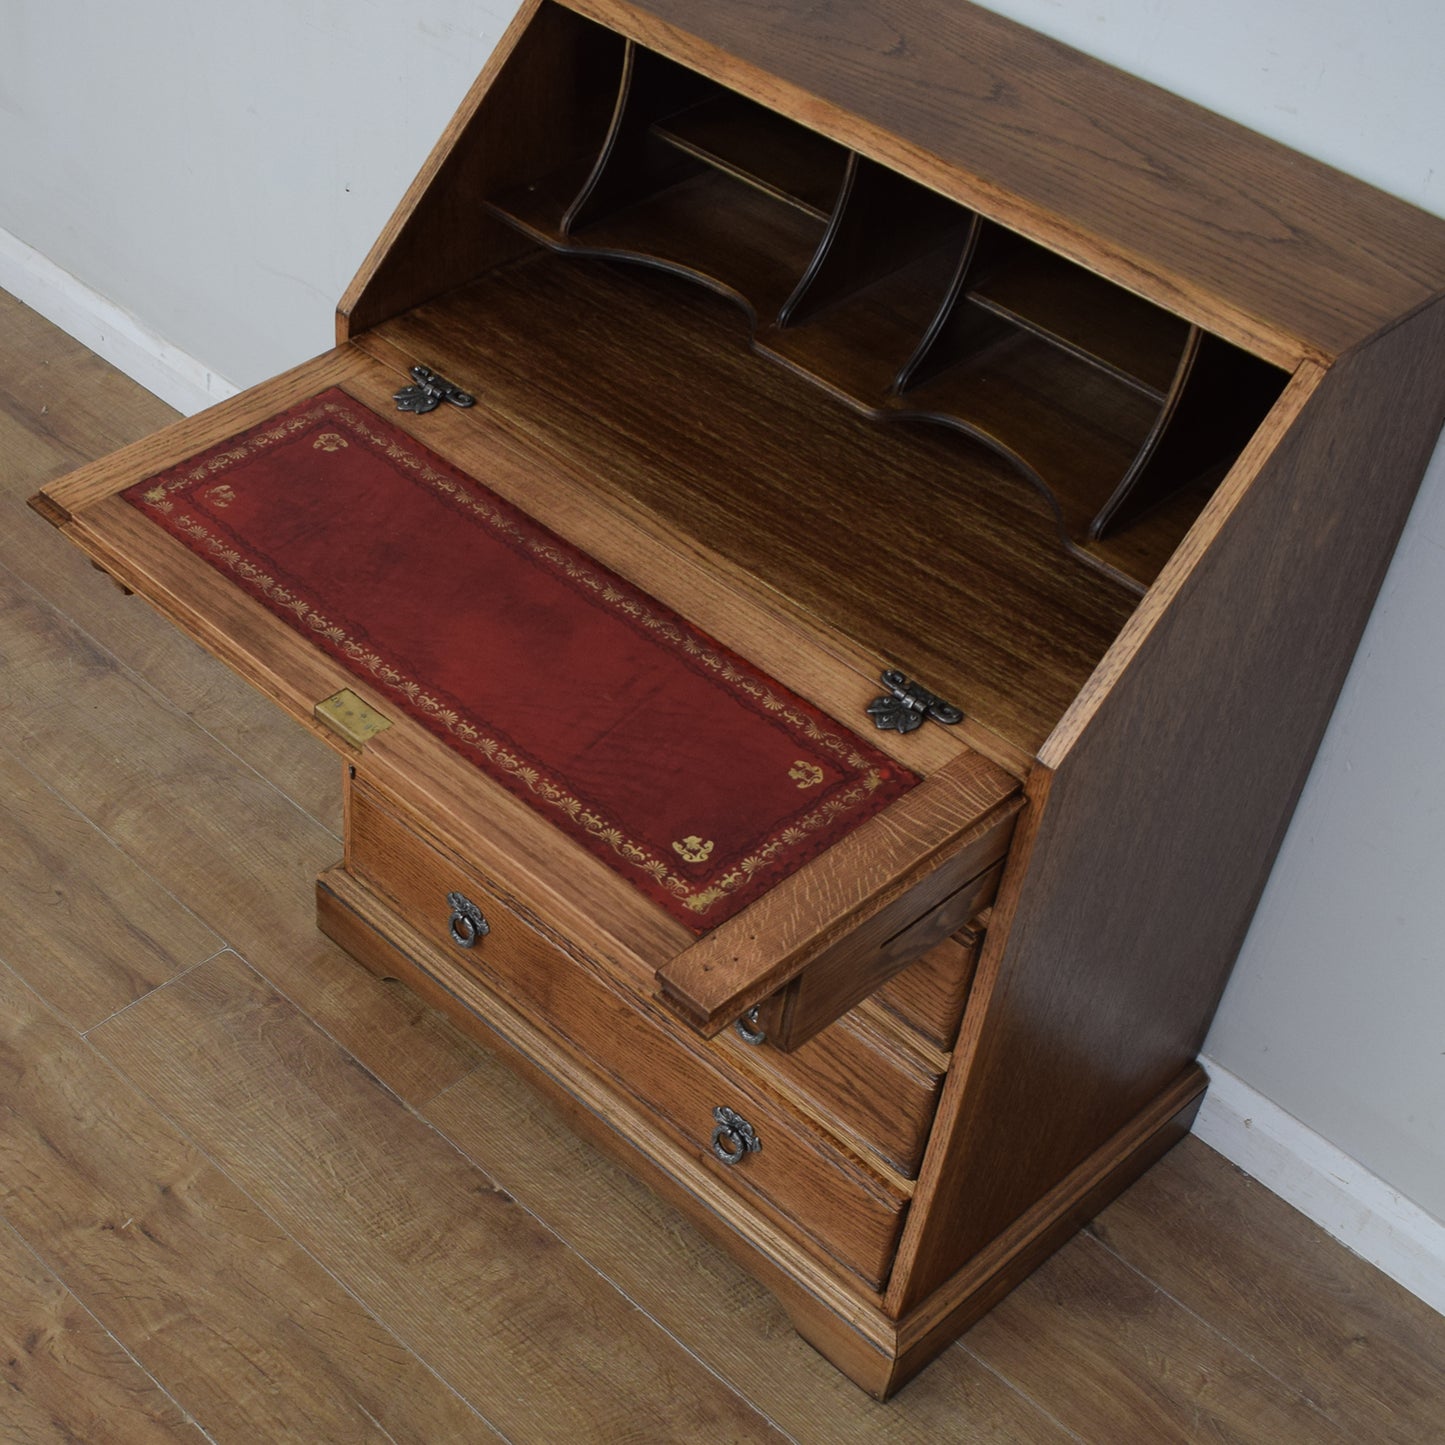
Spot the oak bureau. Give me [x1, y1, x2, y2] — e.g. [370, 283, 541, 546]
[30, 0, 1445, 1396]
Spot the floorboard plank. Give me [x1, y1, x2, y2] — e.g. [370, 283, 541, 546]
[5, 283, 1442, 1443]
[0, 960, 502, 1444]
[428, 1047, 1075, 1442]
[960, 1230, 1351, 1443]
[0, 1217, 204, 1445]
[0, 750, 220, 1031]
[89, 950, 791, 1444]
[0, 384, 342, 836]
[0, 561, 481, 1109]
[1090, 1136, 1445, 1445]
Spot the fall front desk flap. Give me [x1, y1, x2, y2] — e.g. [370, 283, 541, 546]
[124, 388, 916, 933]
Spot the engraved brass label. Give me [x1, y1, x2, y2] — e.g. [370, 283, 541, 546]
[314, 688, 392, 747]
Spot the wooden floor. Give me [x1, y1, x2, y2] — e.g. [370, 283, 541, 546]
[3, 288, 1444, 1443]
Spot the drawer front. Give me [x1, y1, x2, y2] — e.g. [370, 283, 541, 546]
[871, 923, 985, 1052]
[715, 1012, 942, 1179]
[348, 782, 907, 1289]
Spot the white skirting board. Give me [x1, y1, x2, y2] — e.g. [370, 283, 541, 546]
[1195, 1057, 1445, 1316]
[0, 225, 238, 417]
[5, 221, 1442, 1321]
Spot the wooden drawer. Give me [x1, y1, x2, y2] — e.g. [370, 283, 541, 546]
[714, 1007, 944, 1179]
[871, 919, 986, 1053]
[347, 779, 908, 1288]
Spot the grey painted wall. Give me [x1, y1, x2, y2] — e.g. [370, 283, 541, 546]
[2, 2, 1442, 1220]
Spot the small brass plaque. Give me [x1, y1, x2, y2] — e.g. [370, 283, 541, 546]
[314, 688, 392, 747]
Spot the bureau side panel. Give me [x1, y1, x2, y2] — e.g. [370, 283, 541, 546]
[339, 0, 621, 337]
[889, 298, 1445, 1313]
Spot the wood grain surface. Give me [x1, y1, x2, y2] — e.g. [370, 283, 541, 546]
[0, 564, 482, 1112]
[1092, 1137, 1445, 1444]
[90, 952, 787, 1442]
[0, 1219, 202, 1445]
[8, 289, 1445, 1438]
[0, 962, 502, 1443]
[0, 751, 219, 1031]
[890, 294, 1445, 1313]
[562, 0, 1445, 364]
[346, 785, 910, 1288]
[377, 254, 1141, 757]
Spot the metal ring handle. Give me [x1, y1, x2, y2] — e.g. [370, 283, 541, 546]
[734, 1007, 766, 1046]
[446, 891, 490, 948]
[710, 1106, 762, 1167]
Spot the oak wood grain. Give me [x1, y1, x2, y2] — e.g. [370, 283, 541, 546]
[757, 856, 1002, 1053]
[0, 1219, 202, 1445]
[562, 0, 1445, 364]
[0, 293, 342, 832]
[963, 1231, 1350, 1443]
[890, 294, 1445, 1313]
[315, 869, 902, 1338]
[660, 751, 1018, 1036]
[89, 951, 789, 1442]
[0, 750, 219, 1032]
[0, 563, 482, 1109]
[714, 1009, 942, 1181]
[339, 0, 622, 335]
[340, 348, 975, 776]
[0, 960, 502, 1443]
[347, 783, 909, 1286]
[377, 253, 1142, 756]
[1092, 1137, 1445, 1445]
[428, 1048, 1074, 1442]
[14, 289, 1445, 1434]
[869, 928, 983, 1053]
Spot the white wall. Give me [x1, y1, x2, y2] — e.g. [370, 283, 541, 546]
[0, 0, 513, 389]
[968, 9, 1445, 1226]
[3, 2, 1444, 1232]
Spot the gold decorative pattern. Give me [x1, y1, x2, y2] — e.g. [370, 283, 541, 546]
[203, 484, 236, 509]
[672, 836, 715, 865]
[789, 760, 824, 789]
[134, 393, 903, 917]
[313, 432, 349, 452]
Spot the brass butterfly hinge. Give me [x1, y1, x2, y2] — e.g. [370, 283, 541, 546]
[866, 670, 964, 734]
[393, 365, 476, 414]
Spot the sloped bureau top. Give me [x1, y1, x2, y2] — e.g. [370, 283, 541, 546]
[563, 0, 1445, 364]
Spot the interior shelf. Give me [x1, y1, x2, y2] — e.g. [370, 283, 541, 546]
[895, 316, 1164, 541]
[374, 253, 1141, 757]
[472, 29, 1288, 694]
[759, 242, 965, 406]
[651, 92, 850, 220]
[567, 167, 830, 324]
[967, 238, 1191, 399]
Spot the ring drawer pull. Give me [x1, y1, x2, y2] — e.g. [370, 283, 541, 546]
[446, 891, 490, 948]
[735, 1007, 767, 1046]
[711, 1106, 762, 1166]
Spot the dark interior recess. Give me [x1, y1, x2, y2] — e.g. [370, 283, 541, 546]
[465, 21, 1289, 755]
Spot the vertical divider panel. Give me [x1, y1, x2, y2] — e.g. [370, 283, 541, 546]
[1088, 334, 1290, 538]
[563, 44, 716, 233]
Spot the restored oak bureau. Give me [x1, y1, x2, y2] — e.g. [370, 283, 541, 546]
[31, 0, 1445, 1397]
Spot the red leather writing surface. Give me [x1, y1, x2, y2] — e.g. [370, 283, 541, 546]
[125, 389, 915, 931]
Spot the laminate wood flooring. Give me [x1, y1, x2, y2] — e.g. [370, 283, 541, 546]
[3, 288, 1444, 1441]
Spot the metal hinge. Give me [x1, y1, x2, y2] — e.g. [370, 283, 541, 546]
[865, 670, 964, 734]
[393, 365, 476, 414]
